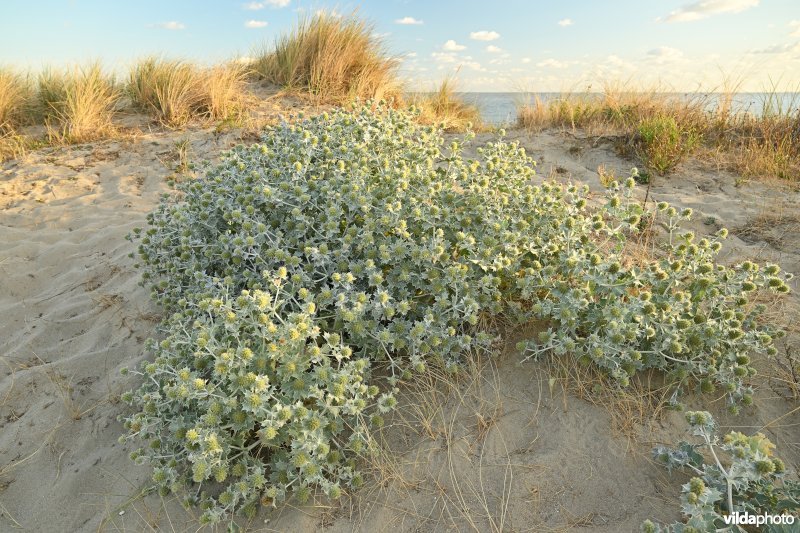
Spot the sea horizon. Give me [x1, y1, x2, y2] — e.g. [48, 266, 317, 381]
[410, 91, 800, 125]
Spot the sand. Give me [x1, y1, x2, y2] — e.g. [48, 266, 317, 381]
[1, 116, 798, 532]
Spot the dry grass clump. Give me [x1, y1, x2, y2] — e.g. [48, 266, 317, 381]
[518, 82, 800, 180]
[518, 85, 705, 135]
[37, 62, 119, 143]
[202, 64, 248, 123]
[714, 94, 800, 181]
[128, 58, 246, 127]
[254, 11, 401, 104]
[128, 58, 199, 126]
[413, 76, 482, 132]
[0, 67, 33, 132]
[0, 67, 36, 161]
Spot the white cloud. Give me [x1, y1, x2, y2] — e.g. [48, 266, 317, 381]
[647, 46, 684, 63]
[463, 61, 485, 72]
[244, 20, 268, 28]
[243, 0, 290, 9]
[154, 21, 185, 30]
[443, 39, 466, 51]
[751, 42, 800, 54]
[469, 30, 500, 41]
[790, 20, 800, 37]
[406, 52, 418, 58]
[661, 0, 758, 22]
[537, 58, 568, 69]
[606, 54, 625, 67]
[395, 16, 423, 25]
[431, 52, 458, 63]
[431, 52, 484, 72]
[486, 45, 503, 53]
[521, 57, 531, 64]
[558, 18, 573, 27]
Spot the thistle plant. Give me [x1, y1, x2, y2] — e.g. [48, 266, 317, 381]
[122, 103, 790, 521]
[645, 412, 800, 532]
[516, 185, 791, 410]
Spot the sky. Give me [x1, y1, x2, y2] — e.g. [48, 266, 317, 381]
[1, 0, 799, 92]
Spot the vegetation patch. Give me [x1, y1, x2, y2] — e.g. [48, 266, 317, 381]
[0, 67, 32, 132]
[122, 104, 790, 523]
[412, 76, 482, 132]
[645, 411, 800, 532]
[254, 11, 401, 104]
[517, 86, 800, 180]
[37, 62, 119, 143]
[128, 58, 246, 127]
[636, 115, 702, 174]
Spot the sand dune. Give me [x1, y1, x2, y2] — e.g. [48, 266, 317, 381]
[1, 123, 798, 531]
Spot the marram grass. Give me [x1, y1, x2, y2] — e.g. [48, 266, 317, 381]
[0, 67, 32, 131]
[128, 58, 246, 127]
[413, 76, 482, 132]
[38, 62, 118, 143]
[254, 10, 401, 104]
[518, 83, 800, 179]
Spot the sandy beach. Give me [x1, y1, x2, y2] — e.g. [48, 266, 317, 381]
[2, 104, 798, 531]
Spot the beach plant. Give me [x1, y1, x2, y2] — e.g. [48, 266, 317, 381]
[413, 75, 482, 132]
[0, 67, 32, 131]
[122, 103, 789, 522]
[128, 58, 203, 127]
[128, 58, 246, 127]
[517, 82, 799, 181]
[254, 11, 401, 103]
[636, 114, 702, 174]
[643, 412, 800, 532]
[37, 62, 118, 142]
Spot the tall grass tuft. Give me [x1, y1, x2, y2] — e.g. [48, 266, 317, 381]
[128, 58, 202, 127]
[0, 67, 32, 132]
[38, 62, 119, 143]
[413, 76, 482, 132]
[128, 58, 247, 126]
[201, 64, 248, 122]
[254, 11, 401, 103]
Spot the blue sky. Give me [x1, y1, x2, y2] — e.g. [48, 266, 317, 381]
[1, 0, 799, 91]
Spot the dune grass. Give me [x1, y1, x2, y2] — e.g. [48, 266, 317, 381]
[413, 76, 482, 132]
[202, 64, 248, 123]
[128, 58, 199, 126]
[128, 58, 247, 127]
[37, 62, 119, 143]
[254, 10, 401, 104]
[518, 83, 800, 179]
[0, 67, 32, 132]
[0, 67, 35, 161]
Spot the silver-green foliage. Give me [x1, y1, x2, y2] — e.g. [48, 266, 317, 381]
[122, 103, 790, 522]
[644, 412, 800, 532]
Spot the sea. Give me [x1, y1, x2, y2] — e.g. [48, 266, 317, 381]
[454, 92, 800, 126]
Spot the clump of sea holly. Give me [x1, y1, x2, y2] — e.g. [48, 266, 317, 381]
[516, 178, 791, 409]
[121, 102, 790, 522]
[645, 412, 799, 532]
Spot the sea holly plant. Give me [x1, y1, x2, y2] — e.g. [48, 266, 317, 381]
[121, 102, 791, 521]
[516, 189, 792, 410]
[644, 412, 800, 532]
